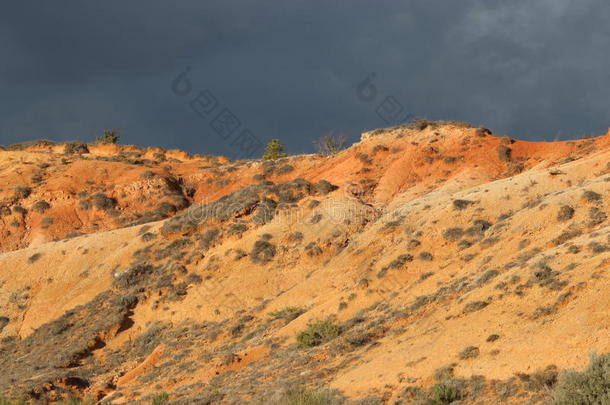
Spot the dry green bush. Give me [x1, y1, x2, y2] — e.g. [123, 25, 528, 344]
[296, 320, 340, 348]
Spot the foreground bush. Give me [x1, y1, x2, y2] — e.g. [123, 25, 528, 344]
[550, 352, 610, 404]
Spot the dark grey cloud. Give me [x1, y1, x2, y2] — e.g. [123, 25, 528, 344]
[1, 1, 609, 158]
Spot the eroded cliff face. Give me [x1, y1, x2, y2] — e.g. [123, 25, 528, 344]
[0, 122, 609, 404]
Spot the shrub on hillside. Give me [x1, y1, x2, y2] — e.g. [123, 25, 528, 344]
[497, 145, 512, 162]
[582, 190, 602, 203]
[279, 387, 342, 405]
[64, 142, 89, 154]
[476, 127, 492, 137]
[453, 199, 474, 210]
[13, 185, 31, 199]
[140, 170, 155, 179]
[459, 346, 480, 360]
[13, 206, 27, 215]
[314, 132, 347, 156]
[95, 129, 120, 144]
[199, 228, 220, 250]
[443, 227, 464, 242]
[476, 269, 499, 286]
[227, 222, 248, 236]
[410, 117, 435, 131]
[587, 207, 607, 227]
[418, 251, 433, 261]
[356, 152, 373, 165]
[431, 381, 463, 404]
[78, 199, 90, 210]
[32, 200, 51, 213]
[250, 240, 276, 264]
[314, 180, 337, 195]
[155, 202, 177, 217]
[557, 205, 575, 222]
[518, 365, 558, 392]
[296, 320, 340, 347]
[288, 232, 304, 243]
[463, 301, 489, 313]
[28, 253, 42, 264]
[151, 392, 170, 405]
[91, 193, 116, 211]
[268, 306, 305, 324]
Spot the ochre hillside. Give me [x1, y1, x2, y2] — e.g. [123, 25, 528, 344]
[0, 121, 609, 404]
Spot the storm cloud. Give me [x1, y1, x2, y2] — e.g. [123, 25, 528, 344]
[1, 1, 609, 158]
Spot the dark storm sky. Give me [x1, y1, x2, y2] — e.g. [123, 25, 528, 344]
[1, 1, 610, 159]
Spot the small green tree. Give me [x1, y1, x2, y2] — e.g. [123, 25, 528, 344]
[96, 129, 120, 144]
[262, 139, 287, 160]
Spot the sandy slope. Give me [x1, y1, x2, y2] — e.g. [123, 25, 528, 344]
[0, 122, 608, 403]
